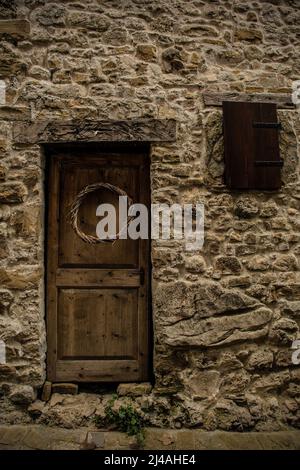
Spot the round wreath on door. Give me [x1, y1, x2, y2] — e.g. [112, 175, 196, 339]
[70, 182, 133, 244]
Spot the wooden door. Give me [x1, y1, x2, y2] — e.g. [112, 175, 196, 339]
[46, 147, 150, 382]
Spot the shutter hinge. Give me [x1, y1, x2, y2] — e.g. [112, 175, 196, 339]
[253, 121, 282, 129]
[254, 159, 284, 167]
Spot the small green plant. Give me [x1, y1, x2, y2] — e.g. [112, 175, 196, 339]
[103, 395, 145, 447]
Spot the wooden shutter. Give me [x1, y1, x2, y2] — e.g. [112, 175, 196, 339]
[223, 101, 283, 189]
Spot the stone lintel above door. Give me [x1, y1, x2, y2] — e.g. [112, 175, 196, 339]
[12, 119, 177, 144]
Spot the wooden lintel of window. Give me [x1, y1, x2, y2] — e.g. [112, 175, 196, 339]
[204, 91, 294, 109]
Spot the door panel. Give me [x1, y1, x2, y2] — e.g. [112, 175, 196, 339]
[58, 288, 138, 359]
[59, 160, 140, 266]
[46, 149, 150, 382]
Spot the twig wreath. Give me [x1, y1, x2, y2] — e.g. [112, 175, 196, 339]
[70, 182, 133, 244]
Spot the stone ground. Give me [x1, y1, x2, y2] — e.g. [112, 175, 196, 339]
[1, 0, 300, 432]
[0, 425, 299, 450]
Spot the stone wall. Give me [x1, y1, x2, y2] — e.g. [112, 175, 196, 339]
[0, 0, 300, 432]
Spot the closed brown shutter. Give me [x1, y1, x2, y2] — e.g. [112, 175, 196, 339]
[223, 101, 282, 190]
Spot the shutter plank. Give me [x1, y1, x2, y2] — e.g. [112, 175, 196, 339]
[253, 103, 281, 189]
[223, 101, 252, 189]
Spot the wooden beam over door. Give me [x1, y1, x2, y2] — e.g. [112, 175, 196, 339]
[13, 119, 177, 144]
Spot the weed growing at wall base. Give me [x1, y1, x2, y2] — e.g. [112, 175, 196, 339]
[95, 395, 145, 448]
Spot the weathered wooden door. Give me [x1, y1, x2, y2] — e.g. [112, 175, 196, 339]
[46, 147, 150, 382]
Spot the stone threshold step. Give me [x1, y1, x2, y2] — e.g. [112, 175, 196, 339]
[0, 425, 300, 450]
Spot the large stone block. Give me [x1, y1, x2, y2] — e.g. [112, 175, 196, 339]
[155, 281, 259, 324]
[0, 106, 31, 121]
[10, 205, 41, 238]
[180, 370, 220, 400]
[0, 42, 27, 77]
[33, 4, 66, 26]
[215, 256, 242, 274]
[0, 163, 7, 180]
[0, 364, 16, 380]
[163, 301, 272, 347]
[136, 44, 157, 61]
[250, 371, 290, 393]
[246, 349, 274, 370]
[0, 183, 27, 203]
[0, 20, 30, 38]
[212, 399, 253, 431]
[9, 384, 36, 405]
[117, 383, 152, 397]
[247, 255, 270, 271]
[67, 11, 109, 31]
[40, 393, 101, 428]
[269, 318, 299, 345]
[0, 266, 42, 289]
[235, 28, 263, 42]
[162, 47, 184, 73]
[0, 288, 13, 311]
[234, 198, 259, 219]
[272, 254, 298, 271]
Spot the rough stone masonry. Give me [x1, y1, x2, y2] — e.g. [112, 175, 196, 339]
[0, 0, 300, 434]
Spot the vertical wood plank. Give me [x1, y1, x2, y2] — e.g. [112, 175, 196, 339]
[254, 102, 281, 189]
[223, 101, 250, 189]
[138, 155, 151, 380]
[46, 156, 60, 380]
